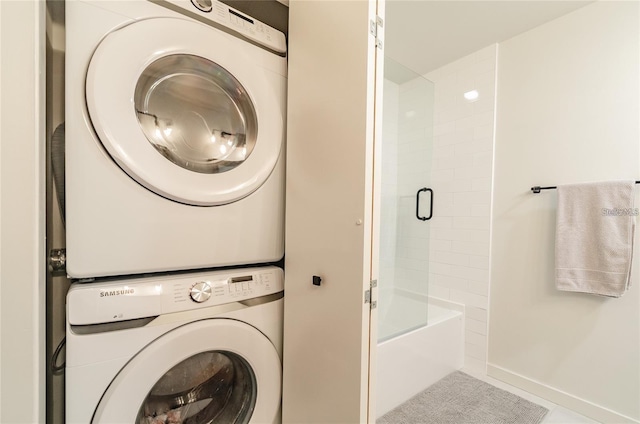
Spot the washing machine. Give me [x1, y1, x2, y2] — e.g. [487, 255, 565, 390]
[66, 266, 284, 423]
[65, 0, 287, 278]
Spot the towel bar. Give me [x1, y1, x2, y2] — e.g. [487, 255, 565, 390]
[531, 181, 640, 193]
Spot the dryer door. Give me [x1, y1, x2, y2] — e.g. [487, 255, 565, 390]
[86, 18, 285, 206]
[92, 319, 282, 424]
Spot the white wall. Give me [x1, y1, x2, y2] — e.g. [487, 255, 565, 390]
[0, 1, 46, 422]
[425, 45, 497, 374]
[489, 2, 639, 423]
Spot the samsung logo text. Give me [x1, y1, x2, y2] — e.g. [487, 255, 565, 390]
[100, 288, 135, 298]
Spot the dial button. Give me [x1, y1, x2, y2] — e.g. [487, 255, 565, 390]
[191, 0, 212, 13]
[190, 281, 212, 303]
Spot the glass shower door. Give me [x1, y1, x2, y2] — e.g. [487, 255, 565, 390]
[378, 56, 434, 342]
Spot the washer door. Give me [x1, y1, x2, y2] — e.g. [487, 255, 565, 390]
[92, 319, 281, 424]
[86, 18, 284, 206]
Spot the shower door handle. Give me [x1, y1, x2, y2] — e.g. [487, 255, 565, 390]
[416, 187, 433, 221]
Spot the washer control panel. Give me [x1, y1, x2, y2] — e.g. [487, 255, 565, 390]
[68, 266, 284, 325]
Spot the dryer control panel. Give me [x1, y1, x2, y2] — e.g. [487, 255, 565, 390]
[162, 0, 287, 54]
[68, 266, 284, 325]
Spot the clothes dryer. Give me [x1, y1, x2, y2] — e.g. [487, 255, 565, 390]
[66, 0, 287, 278]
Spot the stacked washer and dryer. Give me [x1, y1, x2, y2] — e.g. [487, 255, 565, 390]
[64, 1, 287, 422]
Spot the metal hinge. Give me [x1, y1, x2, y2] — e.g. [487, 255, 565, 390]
[365, 279, 378, 309]
[369, 16, 384, 50]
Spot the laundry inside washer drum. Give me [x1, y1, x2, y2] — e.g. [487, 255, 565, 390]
[136, 350, 257, 424]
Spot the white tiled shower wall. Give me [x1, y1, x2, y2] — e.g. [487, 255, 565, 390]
[424, 45, 497, 374]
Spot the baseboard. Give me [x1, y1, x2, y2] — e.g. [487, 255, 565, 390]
[487, 364, 639, 424]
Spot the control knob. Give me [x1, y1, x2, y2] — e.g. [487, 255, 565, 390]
[191, 0, 213, 13]
[190, 281, 212, 303]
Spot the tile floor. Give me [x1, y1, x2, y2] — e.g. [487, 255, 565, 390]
[462, 368, 600, 424]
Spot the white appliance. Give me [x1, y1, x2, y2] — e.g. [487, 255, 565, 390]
[66, 266, 284, 424]
[65, 0, 287, 278]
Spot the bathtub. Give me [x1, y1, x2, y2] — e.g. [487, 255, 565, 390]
[376, 290, 464, 418]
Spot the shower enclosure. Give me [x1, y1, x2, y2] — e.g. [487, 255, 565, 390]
[378, 56, 435, 342]
[376, 57, 464, 418]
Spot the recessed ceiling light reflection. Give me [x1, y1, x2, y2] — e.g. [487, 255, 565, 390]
[464, 90, 479, 102]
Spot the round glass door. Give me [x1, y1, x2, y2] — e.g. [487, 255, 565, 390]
[86, 18, 285, 206]
[137, 351, 256, 424]
[134, 54, 258, 175]
[92, 319, 282, 424]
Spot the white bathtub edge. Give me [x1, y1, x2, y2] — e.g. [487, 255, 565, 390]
[428, 296, 465, 313]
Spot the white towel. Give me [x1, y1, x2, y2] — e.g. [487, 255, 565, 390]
[555, 180, 636, 297]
